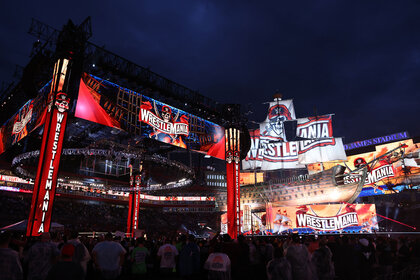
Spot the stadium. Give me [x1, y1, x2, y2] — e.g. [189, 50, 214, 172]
[0, 17, 419, 280]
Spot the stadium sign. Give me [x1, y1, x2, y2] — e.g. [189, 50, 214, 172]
[344, 132, 409, 151]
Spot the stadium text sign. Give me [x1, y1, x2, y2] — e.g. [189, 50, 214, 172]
[344, 132, 409, 151]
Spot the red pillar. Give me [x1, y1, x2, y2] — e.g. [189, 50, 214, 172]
[225, 128, 241, 239]
[126, 175, 134, 235]
[27, 59, 72, 236]
[127, 164, 142, 237]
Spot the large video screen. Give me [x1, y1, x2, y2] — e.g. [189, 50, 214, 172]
[0, 83, 50, 155]
[221, 203, 379, 235]
[309, 139, 420, 197]
[75, 73, 225, 159]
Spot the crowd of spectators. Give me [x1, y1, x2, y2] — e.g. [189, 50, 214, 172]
[0, 228, 419, 280]
[0, 194, 220, 235]
[1, 193, 419, 279]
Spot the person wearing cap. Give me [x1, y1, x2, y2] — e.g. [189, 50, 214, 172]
[46, 243, 84, 280]
[0, 231, 23, 280]
[67, 230, 90, 279]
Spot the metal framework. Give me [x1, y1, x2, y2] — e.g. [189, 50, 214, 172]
[25, 18, 229, 126]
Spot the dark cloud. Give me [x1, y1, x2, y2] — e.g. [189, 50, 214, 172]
[0, 0, 419, 142]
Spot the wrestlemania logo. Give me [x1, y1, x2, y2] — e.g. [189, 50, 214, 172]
[247, 116, 335, 163]
[296, 212, 359, 231]
[295, 205, 359, 231]
[139, 100, 189, 148]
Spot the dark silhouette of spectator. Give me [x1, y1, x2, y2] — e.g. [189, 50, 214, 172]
[179, 234, 201, 279]
[357, 238, 375, 280]
[24, 232, 60, 280]
[311, 238, 334, 280]
[0, 231, 23, 280]
[236, 234, 250, 279]
[249, 239, 264, 279]
[259, 237, 274, 266]
[92, 232, 126, 280]
[157, 238, 178, 278]
[66, 230, 90, 279]
[285, 234, 313, 280]
[376, 237, 394, 276]
[266, 246, 291, 280]
[46, 243, 84, 280]
[219, 234, 240, 279]
[204, 242, 231, 280]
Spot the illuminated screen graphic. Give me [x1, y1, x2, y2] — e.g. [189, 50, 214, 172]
[221, 203, 378, 235]
[239, 172, 264, 185]
[75, 73, 225, 159]
[0, 83, 49, 155]
[310, 139, 420, 197]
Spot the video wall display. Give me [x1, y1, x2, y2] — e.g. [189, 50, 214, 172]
[75, 73, 225, 159]
[239, 172, 264, 185]
[310, 139, 420, 196]
[221, 203, 378, 235]
[0, 83, 50, 155]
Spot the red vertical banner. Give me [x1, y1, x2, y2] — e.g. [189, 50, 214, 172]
[133, 175, 141, 234]
[127, 168, 141, 237]
[27, 59, 72, 236]
[226, 162, 236, 238]
[225, 128, 241, 239]
[126, 175, 134, 235]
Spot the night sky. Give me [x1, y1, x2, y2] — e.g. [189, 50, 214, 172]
[1, 1, 419, 144]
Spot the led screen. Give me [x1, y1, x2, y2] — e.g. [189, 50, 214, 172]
[75, 73, 225, 159]
[0, 83, 49, 155]
[310, 139, 420, 196]
[221, 203, 379, 235]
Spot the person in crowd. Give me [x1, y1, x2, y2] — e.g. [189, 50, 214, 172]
[266, 246, 292, 280]
[236, 234, 250, 279]
[179, 234, 200, 280]
[311, 238, 334, 280]
[46, 243, 84, 280]
[157, 238, 179, 278]
[204, 242, 231, 280]
[249, 239, 264, 279]
[285, 234, 313, 280]
[0, 231, 23, 280]
[357, 237, 376, 280]
[220, 234, 241, 279]
[24, 232, 60, 280]
[66, 230, 90, 279]
[259, 237, 274, 265]
[131, 237, 149, 279]
[92, 232, 126, 280]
